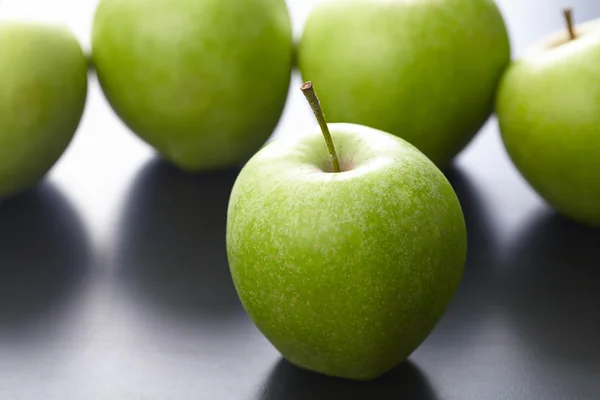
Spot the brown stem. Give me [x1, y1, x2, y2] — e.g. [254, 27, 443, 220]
[563, 8, 576, 40]
[300, 81, 341, 173]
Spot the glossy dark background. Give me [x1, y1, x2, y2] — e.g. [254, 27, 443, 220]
[1, 0, 599, 399]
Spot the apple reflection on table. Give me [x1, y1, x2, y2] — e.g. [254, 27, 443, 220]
[498, 209, 600, 369]
[257, 359, 438, 400]
[0, 183, 91, 343]
[113, 159, 247, 326]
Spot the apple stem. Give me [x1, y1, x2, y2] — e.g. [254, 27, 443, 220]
[300, 81, 341, 173]
[563, 8, 576, 40]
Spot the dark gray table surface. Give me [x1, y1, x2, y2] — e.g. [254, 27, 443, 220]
[1, 0, 600, 399]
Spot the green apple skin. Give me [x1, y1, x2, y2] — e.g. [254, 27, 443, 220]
[496, 21, 600, 227]
[0, 22, 88, 200]
[226, 123, 467, 380]
[297, 0, 511, 167]
[91, 0, 293, 172]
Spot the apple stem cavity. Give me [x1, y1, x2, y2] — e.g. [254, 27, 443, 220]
[563, 8, 576, 40]
[301, 81, 341, 173]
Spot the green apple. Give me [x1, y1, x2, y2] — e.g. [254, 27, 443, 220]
[0, 22, 88, 200]
[91, 0, 294, 172]
[226, 82, 467, 380]
[496, 11, 600, 227]
[297, 0, 511, 167]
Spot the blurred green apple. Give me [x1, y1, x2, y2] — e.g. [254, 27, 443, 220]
[226, 83, 467, 381]
[91, 0, 294, 172]
[297, 0, 511, 167]
[0, 22, 88, 200]
[497, 11, 600, 226]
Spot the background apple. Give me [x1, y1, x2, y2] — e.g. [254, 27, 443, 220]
[496, 11, 600, 227]
[0, 21, 88, 200]
[91, 0, 294, 172]
[226, 84, 467, 380]
[297, 0, 511, 167]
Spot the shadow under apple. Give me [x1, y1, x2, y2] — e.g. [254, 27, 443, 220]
[0, 183, 91, 341]
[256, 358, 438, 400]
[113, 158, 247, 324]
[423, 165, 501, 341]
[499, 209, 600, 368]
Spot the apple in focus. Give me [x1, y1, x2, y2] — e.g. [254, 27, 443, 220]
[0, 22, 88, 200]
[91, 0, 294, 172]
[226, 84, 467, 380]
[496, 12, 600, 227]
[297, 0, 511, 167]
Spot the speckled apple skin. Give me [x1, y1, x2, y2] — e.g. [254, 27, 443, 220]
[226, 123, 467, 381]
[0, 22, 88, 200]
[91, 0, 293, 172]
[297, 0, 510, 167]
[497, 28, 600, 227]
